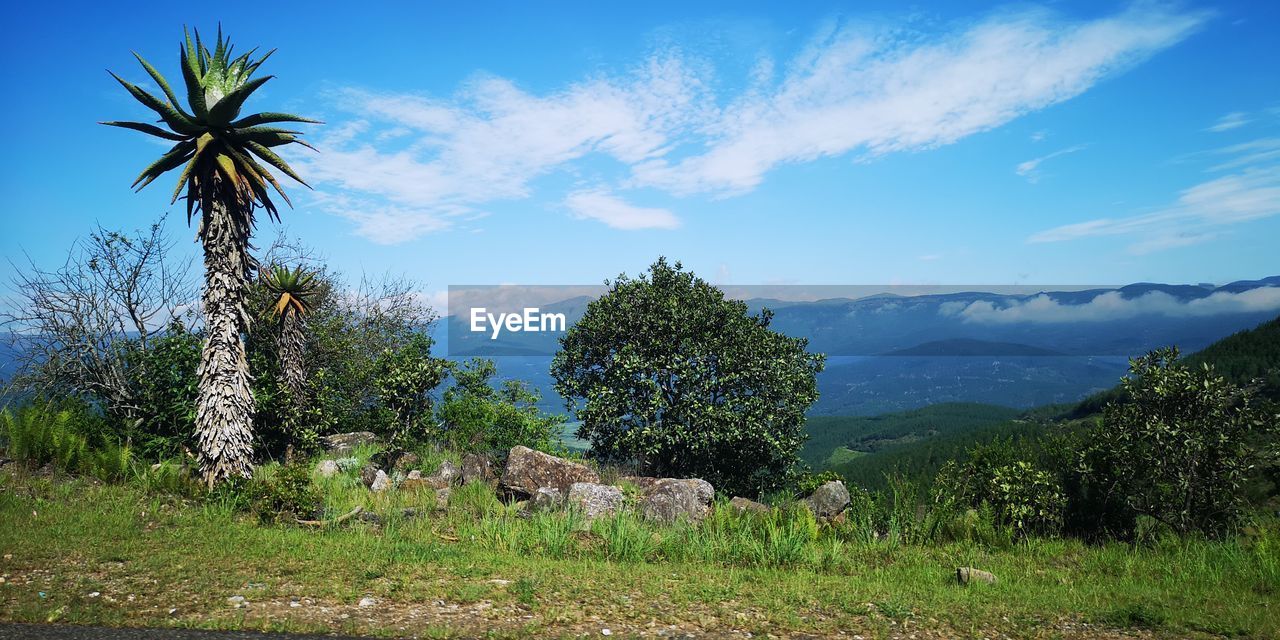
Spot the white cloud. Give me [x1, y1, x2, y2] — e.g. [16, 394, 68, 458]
[630, 5, 1205, 195]
[301, 4, 1207, 243]
[564, 189, 681, 230]
[1206, 111, 1251, 132]
[1028, 161, 1280, 253]
[1016, 144, 1087, 182]
[946, 287, 1280, 324]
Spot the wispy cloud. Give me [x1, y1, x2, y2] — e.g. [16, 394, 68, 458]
[300, 4, 1207, 243]
[1016, 144, 1087, 182]
[1028, 153, 1280, 253]
[945, 287, 1280, 324]
[1206, 111, 1251, 132]
[564, 189, 681, 230]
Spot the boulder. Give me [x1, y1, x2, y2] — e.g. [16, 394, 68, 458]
[461, 453, 496, 485]
[801, 480, 850, 518]
[323, 432, 378, 456]
[956, 567, 998, 585]
[392, 452, 420, 473]
[729, 496, 769, 514]
[432, 460, 462, 486]
[361, 465, 391, 493]
[314, 460, 340, 478]
[360, 464, 381, 488]
[566, 482, 623, 519]
[398, 470, 433, 492]
[371, 449, 418, 473]
[500, 446, 599, 497]
[434, 487, 452, 510]
[640, 479, 712, 524]
[530, 487, 564, 512]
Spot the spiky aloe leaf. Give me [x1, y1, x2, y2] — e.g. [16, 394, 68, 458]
[233, 128, 314, 150]
[132, 140, 196, 190]
[233, 149, 293, 211]
[109, 72, 201, 135]
[207, 75, 273, 126]
[179, 46, 208, 118]
[100, 120, 188, 141]
[230, 112, 322, 128]
[132, 52, 185, 113]
[244, 141, 309, 187]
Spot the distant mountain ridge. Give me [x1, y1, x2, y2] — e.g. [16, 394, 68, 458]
[879, 339, 1066, 357]
[439, 277, 1280, 415]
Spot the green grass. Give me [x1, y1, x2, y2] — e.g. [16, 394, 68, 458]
[2, 468, 1277, 638]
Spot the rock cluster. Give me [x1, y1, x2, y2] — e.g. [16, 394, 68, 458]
[314, 439, 861, 528]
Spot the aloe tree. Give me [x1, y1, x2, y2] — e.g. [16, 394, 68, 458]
[103, 27, 318, 486]
[262, 264, 318, 405]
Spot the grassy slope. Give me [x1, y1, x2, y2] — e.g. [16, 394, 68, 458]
[2, 471, 1278, 638]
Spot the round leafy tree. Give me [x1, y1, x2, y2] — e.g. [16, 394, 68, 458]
[551, 258, 825, 496]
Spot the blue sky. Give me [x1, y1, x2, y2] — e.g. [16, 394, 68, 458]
[3, 1, 1278, 309]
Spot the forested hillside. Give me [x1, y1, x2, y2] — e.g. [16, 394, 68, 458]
[801, 403, 1018, 467]
[819, 314, 1280, 490]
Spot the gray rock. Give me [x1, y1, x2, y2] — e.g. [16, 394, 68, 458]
[392, 452, 420, 472]
[567, 482, 624, 519]
[357, 511, 383, 525]
[322, 431, 378, 456]
[434, 487, 452, 510]
[358, 596, 377, 607]
[641, 479, 712, 524]
[729, 496, 769, 514]
[461, 453, 495, 485]
[801, 480, 851, 517]
[433, 460, 461, 486]
[314, 460, 340, 478]
[399, 469, 436, 492]
[369, 469, 392, 493]
[530, 487, 565, 512]
[501, 446, 599, 497]
[360, 464, 381, 488]
[956, 567, 998, 585]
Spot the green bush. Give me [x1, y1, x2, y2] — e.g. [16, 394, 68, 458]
[792, 469, 846, 498]
[933, 439, 1064, 539]
[551, 257, 825, 497]
[122, 322, 201, 459]
[247, 463, 322, 523]
[1080, 347, 1273, 538]
[436, 358, 565, 454]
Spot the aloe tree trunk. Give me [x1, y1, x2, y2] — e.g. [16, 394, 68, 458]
[279, 311, 306, 402]
[194, 194, 256, 486]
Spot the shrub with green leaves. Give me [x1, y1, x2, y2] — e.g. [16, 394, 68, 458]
[551, 257, 825, 496]
[1079, 347, 1273, 538]
[248, 462, 321, 522]
[373, 332, 448, 447]
[436, 358, 565, 454]
[934, 439, 1065, 538]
